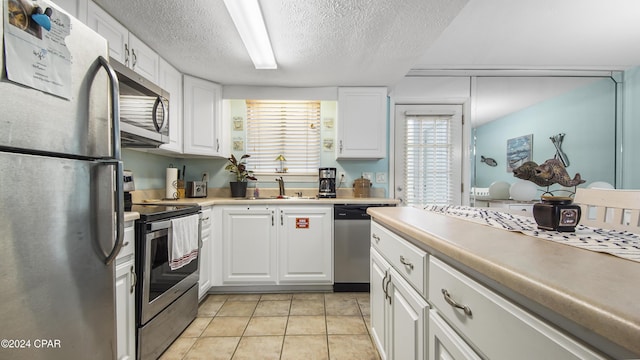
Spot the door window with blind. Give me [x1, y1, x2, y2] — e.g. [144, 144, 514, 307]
[394, 104, 463, 206]
[245, 100, 321, 174]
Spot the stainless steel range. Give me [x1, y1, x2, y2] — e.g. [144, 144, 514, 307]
[132, 204, 202, 360]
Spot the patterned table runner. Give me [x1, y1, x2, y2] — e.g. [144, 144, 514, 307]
[423, 205, 640, 263]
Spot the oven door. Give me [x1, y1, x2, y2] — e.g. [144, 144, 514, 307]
[139, 216, 200, 325]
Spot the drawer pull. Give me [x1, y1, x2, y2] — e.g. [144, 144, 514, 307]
[442, 289, 472, 316]
[399, 255, 414, 270]
[372, 233, 381, 243]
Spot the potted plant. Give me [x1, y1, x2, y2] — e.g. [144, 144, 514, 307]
[225, 154, 257, 197]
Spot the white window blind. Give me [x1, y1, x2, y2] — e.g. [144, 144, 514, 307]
[404, 113, 460, 206]
[246, 100, 321, 173]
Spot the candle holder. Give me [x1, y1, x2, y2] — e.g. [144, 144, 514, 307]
[275, 154, 287, 173]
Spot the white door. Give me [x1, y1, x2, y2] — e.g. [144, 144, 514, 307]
[370, 249, 390, 360]
[394, 104, 463, 206]
[222, 207, 277, 284]
[278, 206, 333, 284]
[429, 309, 482, 360]
[389, 269, 428, 360]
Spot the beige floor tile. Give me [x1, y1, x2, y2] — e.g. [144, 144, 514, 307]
[201, 316, 250, 337]
[253, 300, 291, 316]
[290, 299, 325, 316]
[326, 316, 368, 335]
[325, 292, 359, 300]
[260, 293, 293, 301]
[286, 315, 327, 335]
[364, 316, 372, 334]
[325, 298, 361, 316]
[232, 336, 283, 360]
[181, 317, 213, 338]
[243, 316, 288, 336]
[203, 294, 230, 302]
[355, 292, 370, 302]
[281, 335, 329, 360]
[159, 337, 197, 360]
[292, 292, 326, 301]
[184, 337, 240, 360]
[357, 297, 371, 316]
[217, 301, 258, 316]
[227, 294, 262, 301]
[197, 300, 225, 317]
[328, 334, 379, 360]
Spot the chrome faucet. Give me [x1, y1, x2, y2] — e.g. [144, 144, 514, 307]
[276, 177, 285, 196]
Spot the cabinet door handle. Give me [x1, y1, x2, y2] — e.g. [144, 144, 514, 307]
[339, 140, 343, 153]
[384, 273, 392, 304]
[130, 266, 137, 294]
[131, 48, 137, 68]
[124, 43, 129, 66]
[280, 212, 284, 226]
[399, 255, 414, 270]
[216, 139, 220, 152]
[372, 233, 380, 243]
[442, 288, 472, 316]
[381, 272, 388, 300]
[271, 213, 274, 226]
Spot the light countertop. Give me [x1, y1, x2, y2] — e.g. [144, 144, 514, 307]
[367, 206, 640, 357]
[138, 196, 400, 207]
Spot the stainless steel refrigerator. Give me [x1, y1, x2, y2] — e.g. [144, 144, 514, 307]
[1, 1, 123, 359]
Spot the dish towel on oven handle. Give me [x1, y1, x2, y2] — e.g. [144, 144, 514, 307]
[169, 214, 199, 270]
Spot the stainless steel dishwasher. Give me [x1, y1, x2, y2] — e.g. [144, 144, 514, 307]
[334, 204, 394, 292]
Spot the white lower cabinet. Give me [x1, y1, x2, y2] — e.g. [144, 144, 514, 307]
[278, 206, 333, 284]
[429, 309, 481, 360]
[198, 207, 212, 299]
[429, 256, 606, 360]
[372, 219, 606, 360]
[371, 248, 428, 360]
[115, 221, 135, 360]
[220, 205, 332, 285]
[222, 206, 278, 284]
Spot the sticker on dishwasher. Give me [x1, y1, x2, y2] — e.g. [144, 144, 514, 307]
[296, 218, 309, 229]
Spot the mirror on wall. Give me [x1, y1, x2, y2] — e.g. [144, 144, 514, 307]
[471, 75, 618, 203]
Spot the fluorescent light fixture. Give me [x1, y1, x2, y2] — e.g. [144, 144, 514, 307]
[223, 0, 277, 69]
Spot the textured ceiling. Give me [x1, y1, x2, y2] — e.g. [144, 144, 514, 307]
[93, 0, 468, 87]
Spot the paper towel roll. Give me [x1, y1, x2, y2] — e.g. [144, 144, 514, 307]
[165, 168, 178, 199]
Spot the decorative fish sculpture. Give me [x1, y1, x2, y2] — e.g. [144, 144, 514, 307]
[534, 159, 586, 187]
[512, 161, 552, 187]
[480, 156, 497, 167]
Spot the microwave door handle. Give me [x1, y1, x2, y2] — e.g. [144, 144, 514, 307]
[152, 96, 167, 133]
[97, 56, 124, 265]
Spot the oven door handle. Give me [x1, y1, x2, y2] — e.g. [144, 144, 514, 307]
[149, 220, 172, 232]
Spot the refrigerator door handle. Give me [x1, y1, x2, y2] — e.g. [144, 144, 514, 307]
[101, 159, 125, 265]
[97, 56, 122, 160]
[97, 56, 124, 265]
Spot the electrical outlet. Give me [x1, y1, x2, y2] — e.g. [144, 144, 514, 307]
[362, 172, 373, 181]
[202, 172, 209, 182]
[375, 172, 387, 183]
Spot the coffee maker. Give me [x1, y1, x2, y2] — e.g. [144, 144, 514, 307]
[318, 167, 337, 198]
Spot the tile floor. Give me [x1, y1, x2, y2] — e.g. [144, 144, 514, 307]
[159, 292, 380, 360]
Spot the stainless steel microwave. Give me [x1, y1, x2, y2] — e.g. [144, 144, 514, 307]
[110, 58, 169, 148]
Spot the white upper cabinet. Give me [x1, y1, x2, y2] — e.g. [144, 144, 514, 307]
[157, 58, 183, 153]
[183, 75, 227, 157]
[86, 1, 159, 83]
[337, 87, 388, 159]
